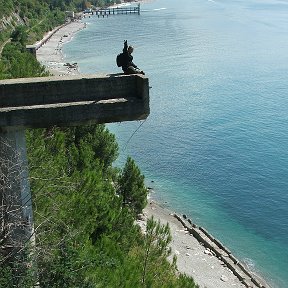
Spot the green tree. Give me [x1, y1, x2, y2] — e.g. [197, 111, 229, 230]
[1, 43, 49, 78]
[0, 0, 13, 18]
[0, 61, 8, 79]
[176, 274, 199, 288]
[117, 156, 148, 215]
[11, 26, 28, 46]
[142, 217, 173, 286]
[73, 124, 119, 172]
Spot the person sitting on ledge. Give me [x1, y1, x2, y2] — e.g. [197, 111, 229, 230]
[122, 40, 145, 75]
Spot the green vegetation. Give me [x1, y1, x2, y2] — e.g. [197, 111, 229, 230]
[0, 29, 48, 79]
[117, 156, 148, 216]
[0, 0, 14, 19]
[0, 0, 66, 46]
[0, 118, 199, 287]
[21, 125, 198, 287]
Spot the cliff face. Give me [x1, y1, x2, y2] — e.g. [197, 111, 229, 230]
[0, 12, 25, 34]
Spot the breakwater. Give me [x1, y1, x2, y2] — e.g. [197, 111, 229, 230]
[173, 214, 269, 288]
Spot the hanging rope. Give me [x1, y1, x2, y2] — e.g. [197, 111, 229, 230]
[122, 119, 147, 151]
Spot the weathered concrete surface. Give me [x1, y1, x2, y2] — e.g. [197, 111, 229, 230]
[0, 74, 149, 128]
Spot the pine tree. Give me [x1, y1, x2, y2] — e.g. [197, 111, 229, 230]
[117, 157, 148, 216]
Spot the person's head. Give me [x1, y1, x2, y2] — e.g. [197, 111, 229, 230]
[128, 45, 134, 54]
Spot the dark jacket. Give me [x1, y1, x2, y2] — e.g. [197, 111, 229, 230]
[122, 41, 137, 71]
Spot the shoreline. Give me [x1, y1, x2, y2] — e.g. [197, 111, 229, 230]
[36, 21, 86, 76]
[140, 200, 272, 288]
[36, 17, 273, 288]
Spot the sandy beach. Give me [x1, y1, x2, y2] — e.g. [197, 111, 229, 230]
[36, 20, 272, 288]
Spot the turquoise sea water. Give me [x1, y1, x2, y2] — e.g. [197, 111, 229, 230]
[63, 0, 288, 286]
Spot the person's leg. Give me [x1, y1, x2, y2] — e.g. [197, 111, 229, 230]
[125, 66, 145, 75]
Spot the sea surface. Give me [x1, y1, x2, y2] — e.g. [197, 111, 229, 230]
[63, 0, 288, 286]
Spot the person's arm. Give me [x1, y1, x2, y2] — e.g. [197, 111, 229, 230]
[123, 40, 128, 53]
[131, 61, 138, 68]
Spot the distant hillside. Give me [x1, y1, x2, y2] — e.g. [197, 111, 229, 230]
[0, 0, 66, 45]
[0, 0, 123, 45]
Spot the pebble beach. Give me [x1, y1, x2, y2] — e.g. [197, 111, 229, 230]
[140, 200, 270, 288]
[36, 21, 85, 76]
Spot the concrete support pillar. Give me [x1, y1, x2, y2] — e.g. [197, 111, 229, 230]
[0, 128, 35, 262]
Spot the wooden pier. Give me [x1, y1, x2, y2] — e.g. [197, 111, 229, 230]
[92, 4, 140, 16]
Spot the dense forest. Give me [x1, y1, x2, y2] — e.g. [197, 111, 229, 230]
[0, 0, 199, 286]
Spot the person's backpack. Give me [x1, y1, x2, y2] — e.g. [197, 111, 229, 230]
[116, 53, 124, 67]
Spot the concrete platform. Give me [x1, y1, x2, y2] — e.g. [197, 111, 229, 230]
[0, 73, 149, 129]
